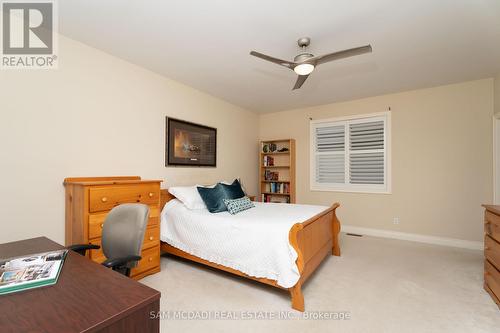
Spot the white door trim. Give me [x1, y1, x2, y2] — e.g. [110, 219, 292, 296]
[494, 115, 500, 204]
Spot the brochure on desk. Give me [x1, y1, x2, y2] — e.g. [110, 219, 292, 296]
[0, 249, 67, 295]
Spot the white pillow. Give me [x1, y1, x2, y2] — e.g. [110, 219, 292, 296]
[168, 186, 207, 210]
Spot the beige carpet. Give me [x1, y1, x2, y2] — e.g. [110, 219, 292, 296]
[141, 234, 500, 333]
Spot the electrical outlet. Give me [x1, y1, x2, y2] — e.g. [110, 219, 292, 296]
[393, 217, 400, 225]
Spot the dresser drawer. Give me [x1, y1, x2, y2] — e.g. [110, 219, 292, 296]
[148, 216, 159, 227]
[88, 212, 107, 240]
[89, 238, 105, 263]
[131, 246, 160, 277]
[89, 184, 160, 213]
[148, 207, 159, 226]
[485, 211, 500, 243]
[88, 209, 158, 239]
[485, 260, 500, 302]
[150, 206, 159, 218]
[89, 237, 160, 267]
[485, 235, 500, 270]
[143, 226, 160, 250]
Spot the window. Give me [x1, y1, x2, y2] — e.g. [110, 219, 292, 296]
[310, 112, 391, 193]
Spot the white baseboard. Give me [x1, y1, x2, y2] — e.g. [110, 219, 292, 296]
[341, 225, 483, 251]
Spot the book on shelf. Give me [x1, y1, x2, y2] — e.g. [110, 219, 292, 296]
[263, 182, 290, 194]
[263, 155, 274, 166]
[0, 249, 67, 295]
[261, 193, 290, 203]
[264, 170, 279, 181]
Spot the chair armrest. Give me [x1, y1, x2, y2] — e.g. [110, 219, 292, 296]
[67, 244, 101, 256]
[101, 255, 142, 270]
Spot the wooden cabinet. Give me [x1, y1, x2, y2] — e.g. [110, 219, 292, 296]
[482, 205, 500, 309]
[64, 176, 162, 280]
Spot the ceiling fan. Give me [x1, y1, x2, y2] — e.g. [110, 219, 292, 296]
[250, 37, 372, 90]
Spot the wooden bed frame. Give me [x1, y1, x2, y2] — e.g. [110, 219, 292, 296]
[159, 190, 341, 311]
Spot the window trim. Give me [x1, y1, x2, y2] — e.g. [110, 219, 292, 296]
[310, 111, 392, 194]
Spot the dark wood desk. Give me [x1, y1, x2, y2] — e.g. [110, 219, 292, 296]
[0, 237, 160, 333]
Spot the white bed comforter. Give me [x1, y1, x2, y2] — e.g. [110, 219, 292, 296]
[160, 199, 329, 288]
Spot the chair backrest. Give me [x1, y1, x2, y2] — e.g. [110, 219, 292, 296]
[101, 203, 150, 267]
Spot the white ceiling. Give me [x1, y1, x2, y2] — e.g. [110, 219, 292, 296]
[59, 0, 500, 113]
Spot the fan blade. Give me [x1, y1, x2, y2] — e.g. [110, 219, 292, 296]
[292, 75, 309, 90]
[250, 51, 295, 69]
[312, 45, 372, 65]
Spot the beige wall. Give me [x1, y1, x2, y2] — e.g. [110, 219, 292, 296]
[0, 36, 258, 244]
[0, 33, 494, 246]
[260, 79, 494, 242]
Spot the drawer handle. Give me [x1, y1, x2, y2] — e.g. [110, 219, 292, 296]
[100, 223, 104, 228]
[101, 197, 108, 203]
[149, 236, 154, 241]
[148, 192, 154, 198]
[148, 257, 153, 262]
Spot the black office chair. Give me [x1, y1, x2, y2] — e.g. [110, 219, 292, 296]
[68, 203, 150, 277]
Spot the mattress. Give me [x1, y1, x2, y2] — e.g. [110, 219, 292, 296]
[160, 199, 329, 288]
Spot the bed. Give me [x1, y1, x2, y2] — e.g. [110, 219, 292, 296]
[159, 189, 341, 311]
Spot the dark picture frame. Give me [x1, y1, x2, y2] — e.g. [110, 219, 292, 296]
[165, 117, 217, 167]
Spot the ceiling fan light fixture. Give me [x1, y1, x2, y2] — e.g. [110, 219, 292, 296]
[294, 63, 314, 75]
[249, 37, 372, 89]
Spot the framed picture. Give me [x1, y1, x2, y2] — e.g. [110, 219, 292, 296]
[165, 117, 217, 167]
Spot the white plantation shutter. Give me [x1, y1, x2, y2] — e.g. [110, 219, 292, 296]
[349, 121, 384, 150]
[314, 125, 345, 184]
[349, 121, 385, 185]
[311, 113, 390, 193]
[316, 125, 345, 152]
[350, 152, 384, 184]
[316, 153, 345, 184]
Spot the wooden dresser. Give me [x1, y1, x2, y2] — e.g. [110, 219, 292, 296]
[64, 176, 162, 280]
[482, 205, 500, 309]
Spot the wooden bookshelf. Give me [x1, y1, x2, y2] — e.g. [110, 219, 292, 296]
[259, 139, 296, 203]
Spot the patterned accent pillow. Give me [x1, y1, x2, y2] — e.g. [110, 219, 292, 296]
[223, 196, 255, 215]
